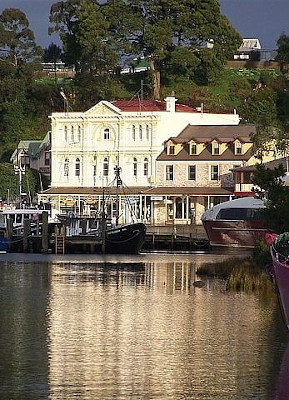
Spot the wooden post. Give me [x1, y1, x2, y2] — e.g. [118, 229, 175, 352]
[80, 219, 86, 234]
[23, 219, 31, 253]
[101, 189, 106, 253]
[6, 218, 13, 239]
[41, 211, 48, 253]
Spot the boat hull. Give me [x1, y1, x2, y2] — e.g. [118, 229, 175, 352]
[271, 249, 289, 329]
[105, 222, 146, 254]
[202, 219, 269, 248]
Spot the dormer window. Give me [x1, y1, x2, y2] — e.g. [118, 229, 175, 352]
[168, 145, 175, 155]
[212, 142, 220, 155]
[235, 141, 242, 155]
[190, 143, 197, 155]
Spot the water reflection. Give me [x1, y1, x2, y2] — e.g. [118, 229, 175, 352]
[0, 254, 287, 400]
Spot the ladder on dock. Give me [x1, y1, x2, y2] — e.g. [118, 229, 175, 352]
[55, 235, 65, 254]
[54, 225, 66, 254]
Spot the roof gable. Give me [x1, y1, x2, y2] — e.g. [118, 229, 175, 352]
[84, 101, 122, 116]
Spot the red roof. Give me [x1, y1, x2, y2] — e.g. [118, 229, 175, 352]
[112, 99, 196, 113]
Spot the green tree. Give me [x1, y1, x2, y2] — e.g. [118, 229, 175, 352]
[0, 163, 18, 200]
[124, 0, 242, 98]
[275, 33, 289, 64]
[0, 8, 42, 67]
[251, 163, 289, 234]
[43, 42, 62, 63]
[50, 0, 241, 99]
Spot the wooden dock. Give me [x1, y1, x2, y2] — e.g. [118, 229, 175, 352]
[6, 220, 209, 254]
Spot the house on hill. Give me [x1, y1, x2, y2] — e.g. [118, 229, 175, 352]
[10, 133, 51, 179]
[234, 38, 262, 60]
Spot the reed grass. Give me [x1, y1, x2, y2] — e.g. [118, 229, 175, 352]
[196, 256, 274, 294]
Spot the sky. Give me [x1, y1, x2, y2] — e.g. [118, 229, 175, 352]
[0, 0, 288, 50]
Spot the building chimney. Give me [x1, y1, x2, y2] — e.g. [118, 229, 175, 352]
[164, 94, 177, 112]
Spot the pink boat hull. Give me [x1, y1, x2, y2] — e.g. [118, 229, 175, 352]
[271, 248, 289, 330]
[203, 219, 269, 248]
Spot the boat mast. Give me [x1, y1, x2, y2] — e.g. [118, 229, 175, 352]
[114, 165, 122, 226]
[101, 187, 106, 253]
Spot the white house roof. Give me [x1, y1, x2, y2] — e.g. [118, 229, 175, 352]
[238, 39, 261, 51]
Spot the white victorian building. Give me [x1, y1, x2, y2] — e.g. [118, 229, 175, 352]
[40, 96, 240, 224]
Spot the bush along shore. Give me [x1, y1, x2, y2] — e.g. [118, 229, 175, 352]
[196, 240, 275, 294]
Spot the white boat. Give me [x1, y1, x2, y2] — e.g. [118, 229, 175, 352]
[201, 197, 270, 248]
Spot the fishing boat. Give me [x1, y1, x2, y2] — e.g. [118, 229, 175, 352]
[56, 214, 146, 254]
[201, 197, 270, 248]
[267, 232, 289, 330]
[56, 167, 146, 254]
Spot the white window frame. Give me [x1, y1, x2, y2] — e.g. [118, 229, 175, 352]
[168, 145, 175, 155]
[64, 158, 69, 177]
[210, 164, 219, 181]
[235, 142, 242, 155]
[103, 157, 109, 176]
[166, 165, 174, 181]
[75, 158, 80, 177]
[212, 142, 220, 155]
[188, 165, 196, 181]
[104, 128, 110, 140]
[133, 158, 137, 176]
[146, 125, 149, 141]
[190, 143, 197, 155]
[144, 158, 148, 176]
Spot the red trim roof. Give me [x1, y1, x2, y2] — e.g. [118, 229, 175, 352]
[234, 192, 255, 197]
[112, 99, 196, 113]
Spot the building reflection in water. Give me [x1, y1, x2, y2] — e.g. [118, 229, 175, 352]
[0, 262, 50, 399]
[44, 257, 282, 400]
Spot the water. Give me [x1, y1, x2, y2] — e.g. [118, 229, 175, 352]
[0, 252, 288, 400]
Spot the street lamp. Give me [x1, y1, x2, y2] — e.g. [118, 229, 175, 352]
[14, 164, 25, 208]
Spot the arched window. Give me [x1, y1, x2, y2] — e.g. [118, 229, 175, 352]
[71, 126, 74, 142]
[139, 125, 142, 140]
[103, 157, 109, 176]
[64, 158, 69, 176]
[133, 157, 137, 176]
[132, 125, 136, 141]
[146, 125, 149, 141]
[144, 158, 148, 176]
[104, 128, 110, 140]
[64, 126, 68, 141]
[78, 126, 81, 142]
[75, 158, 80, 176]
